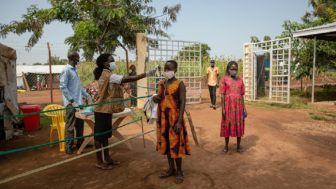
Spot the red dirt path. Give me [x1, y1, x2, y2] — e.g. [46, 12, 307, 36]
[1, 89, 336, 188]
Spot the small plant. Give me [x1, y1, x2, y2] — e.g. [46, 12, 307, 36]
[309, 112, 314, 115]
[319, 109, 332, 113]
[310, 115, 330, 121]
[327, 114, 336, 118]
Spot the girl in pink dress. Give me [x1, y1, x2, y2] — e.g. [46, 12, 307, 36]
[219, 61, 247, 155]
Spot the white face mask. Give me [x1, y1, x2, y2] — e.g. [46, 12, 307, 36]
[77, 58, 81, 65]
[109, 62, 116, 71]
[164, 71, 175, 79]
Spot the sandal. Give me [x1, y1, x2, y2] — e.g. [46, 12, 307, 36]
[159, 169, 176, 178]
[236, 149, 245, 155]
[104, 159, 121, 165]
[221, 148, 228, 154]
[95, 164, 113, 170]
[175, 171, 184, 184]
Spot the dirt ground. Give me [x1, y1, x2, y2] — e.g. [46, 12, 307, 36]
[1, 89, 336, 188]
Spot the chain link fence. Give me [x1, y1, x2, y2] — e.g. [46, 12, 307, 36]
[7, 42, 136, 109]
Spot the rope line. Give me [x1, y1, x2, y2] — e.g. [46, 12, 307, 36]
[0, 95, 150, 120]
[0, 118, 141, 156]
[0, 130, 154, 185]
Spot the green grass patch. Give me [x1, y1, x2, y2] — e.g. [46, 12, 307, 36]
[310, 115, 330, 121]
[309, 112, 314, 115]
[246, 95, 314, 110]
[327, 114, 336, 118]
[40, 115, 52, 128]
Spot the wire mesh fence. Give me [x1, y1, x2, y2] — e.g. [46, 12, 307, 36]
[7, 42, 136, 109]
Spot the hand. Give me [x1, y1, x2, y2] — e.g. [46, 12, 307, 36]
[87, 96, 93, 104]
[222, 109, 226, 117]
[216, 84, 219, 88]
[146, 68, 157, 77]
[71, 102, 81, 111]
[244, 109, 247, 118]
[152, 95, 161, 103]
[174, 122, 183, 134]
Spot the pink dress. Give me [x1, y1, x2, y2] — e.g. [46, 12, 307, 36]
[219, 77, 245, 137]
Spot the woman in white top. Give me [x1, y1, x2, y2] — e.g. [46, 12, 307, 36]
[93, 53, 156, 170]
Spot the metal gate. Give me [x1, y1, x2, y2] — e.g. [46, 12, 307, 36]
[243, 37, 291, 103]
[147, 38, 202, 104]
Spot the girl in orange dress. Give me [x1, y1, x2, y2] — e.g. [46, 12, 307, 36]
[153, 60, 191, 184]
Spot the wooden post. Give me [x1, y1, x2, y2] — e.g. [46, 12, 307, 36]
[184, 107, 200, 147]
[22, 72, 30, 92]
[141, 116, 146, 148]
[47, 42, 53, 104]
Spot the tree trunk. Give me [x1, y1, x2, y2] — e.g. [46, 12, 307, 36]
[304, 75, 308, 96]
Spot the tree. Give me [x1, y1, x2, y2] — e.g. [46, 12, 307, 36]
[0, 0, 182, 60]
[44, 55, 68, 65]
[33, 62, 42, 65]
[178, 43, 211, 63]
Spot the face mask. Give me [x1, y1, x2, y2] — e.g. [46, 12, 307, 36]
[164, 71, 175, 79]
[77, 58, 81, 65]
[229, 69, 237, 76]
[109, 62, 116, 71]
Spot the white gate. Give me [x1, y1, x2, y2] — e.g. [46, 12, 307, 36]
[147, 38, 202, 104]
[243, 37, 291, 103]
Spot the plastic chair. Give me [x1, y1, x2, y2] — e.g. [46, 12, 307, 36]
[43, 104, 66, 151]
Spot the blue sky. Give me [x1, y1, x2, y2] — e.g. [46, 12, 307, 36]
[0, 0, 313, 64]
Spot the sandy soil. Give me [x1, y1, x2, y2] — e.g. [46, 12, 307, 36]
[1, 89, 336, 188]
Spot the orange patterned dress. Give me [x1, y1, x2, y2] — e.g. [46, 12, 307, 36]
[156, 80, 191, 158]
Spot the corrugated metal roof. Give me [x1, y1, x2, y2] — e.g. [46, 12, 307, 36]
[294, 22, 336, 33]
[16, 65, 66, 76]
[293, 22, 336, 38]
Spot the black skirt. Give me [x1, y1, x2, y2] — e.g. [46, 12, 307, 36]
[94, 112, 113, 142]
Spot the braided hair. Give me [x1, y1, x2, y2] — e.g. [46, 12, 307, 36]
[226, 61, 239, 76]
[93, 53, 112, 80]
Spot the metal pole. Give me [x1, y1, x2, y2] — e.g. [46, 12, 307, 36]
[312, 36, 316, 103]
[141, 116, 146, 148]
[47, 42, 53, 104]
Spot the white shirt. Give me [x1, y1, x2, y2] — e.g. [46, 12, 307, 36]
[103, 69, 123, 90]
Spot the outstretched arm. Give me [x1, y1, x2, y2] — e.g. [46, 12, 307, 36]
[174, 82, 186, 134]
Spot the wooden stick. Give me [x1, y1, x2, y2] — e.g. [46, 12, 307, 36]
[184, 107, 200, 147]
[141, 116, 146, 148]
[22, 72, 30, 92]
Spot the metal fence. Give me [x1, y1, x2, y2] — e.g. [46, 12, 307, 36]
[147, 38, 202, 104]
[6, 42, 135, 109]
[243, 37, 291, 104]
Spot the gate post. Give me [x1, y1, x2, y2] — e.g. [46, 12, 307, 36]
[136, 33, 147, 108]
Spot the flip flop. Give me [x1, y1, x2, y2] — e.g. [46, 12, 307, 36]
[104, 159, 121, 165]
[221, 149, 228, 154]
[95, 164, 113, 170]
[236, 149, 245, 155]
[175, 171, 184, 184]
[159, 169, 176, 178]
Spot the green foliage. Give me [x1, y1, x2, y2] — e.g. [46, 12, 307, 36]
[310, 115, 330, 121]
[178, 44, 211, 63]
[43, 55, 67, 65]
[0, 0, 182, 60]
[33, 62, 42, 65]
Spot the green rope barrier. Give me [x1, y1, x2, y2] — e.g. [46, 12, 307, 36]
[124, 104, 140, 118]
[0, 118, 141, 156]
[0, 129, 154, 185]
[0, 95, 150, 120]
[131, 84, 157, 90]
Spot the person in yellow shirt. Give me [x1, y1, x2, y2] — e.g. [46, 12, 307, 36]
[205, 60, 220, 109]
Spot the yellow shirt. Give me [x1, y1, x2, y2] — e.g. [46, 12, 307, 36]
[206, 67, 219, 86]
